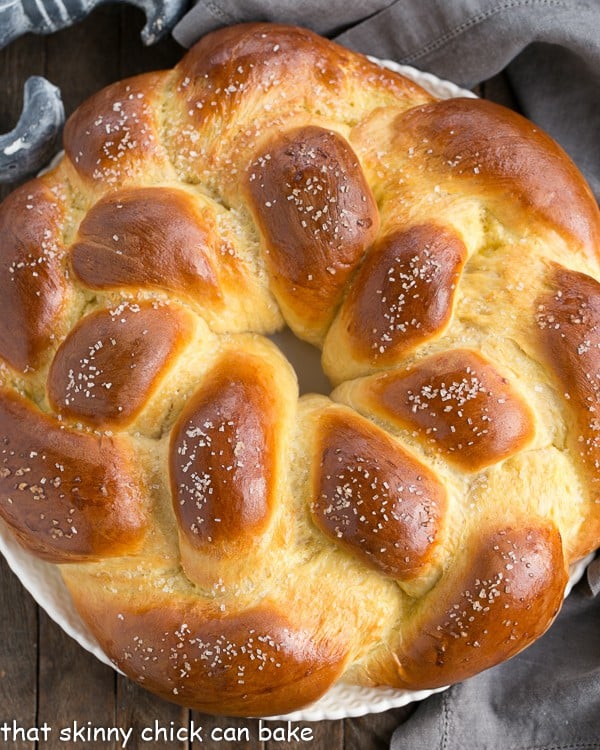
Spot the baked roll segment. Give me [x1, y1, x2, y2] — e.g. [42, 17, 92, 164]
[323, 223, 467, 381]
[63, 72, 176, 190]
[174, 21, 352, 132]
[168, 23, 433, 188]
[335, 350, 535, 472]
[0, 178, 69, 373]
[537, 265, 600, 557]
[0, 389, 146, 562]
[391, 98, 600, 259]
[47, 301, 194, 428]
[246, 126, 379, 344]
[175, 22, 430, 120]
[69, 185, 280, 334]
[368, 522, 567, 690]
[310, 406, 446, 590]
[65, 589, 349, 717]
[70, 187, 222, 300]
[169, 339, 297, 589]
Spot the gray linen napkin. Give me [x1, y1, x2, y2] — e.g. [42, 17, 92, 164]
[173, 2, 600, 747]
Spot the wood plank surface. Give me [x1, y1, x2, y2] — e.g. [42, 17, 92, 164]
[0, 10, 450, 749]
[0, 556, 37, 750]
[192, 712, 263, 749]
[45, 7, 122, 116]
[37, 610, 116, 750]
[345, 707, 416, 750]
[117, 677, 190, 750]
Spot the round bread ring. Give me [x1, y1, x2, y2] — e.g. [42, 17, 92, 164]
[0, 23, 599, 719]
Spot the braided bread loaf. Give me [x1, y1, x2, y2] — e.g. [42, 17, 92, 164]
[1, 22, 599, 717]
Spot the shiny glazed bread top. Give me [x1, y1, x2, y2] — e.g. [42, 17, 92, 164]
[0, 23, 599, 717]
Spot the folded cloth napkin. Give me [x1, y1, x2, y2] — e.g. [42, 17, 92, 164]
[173, 2, 600, 747]
[173, 0, 600, 201]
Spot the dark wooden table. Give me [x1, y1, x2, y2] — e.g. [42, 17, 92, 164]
[0, 11, 515, 749]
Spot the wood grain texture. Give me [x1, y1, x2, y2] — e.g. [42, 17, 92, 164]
[117, 677, 190, 749]
[0, 555, 37, 750]
[192, 712, 263, 749]
[37, 610, 116, 750]
[46, 7, 121, 116]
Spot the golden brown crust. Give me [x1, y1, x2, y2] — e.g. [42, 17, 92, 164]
[246, 126, 379, 342]
[170, 352, 279, 547]
[168, 23, 433, 195]
[169, 339, 297, 589]
[0, 178, 68, 373]
[391, 98, 600, 257]
[69, 591, 349, 717]
[70, 185, 280, 334]
[173, 22, 432, 155]
[48, 302, 194, 428]
[0, 21, 597, 717]
[326, 224, 467, 374]
[344, 350, 536, 471]
[0, 390, 146, 562]
[176, 22, 424, 107]
[71, 187, 222, 302]
[176, 22, 349, 116]
[311, 407, 446, 581]
[537, 266, 600, 556]
[370, 523, 567, 689]
[63, 72, 173, 189]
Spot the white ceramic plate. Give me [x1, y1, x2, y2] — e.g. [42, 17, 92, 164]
[0, 58, 591, 722]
